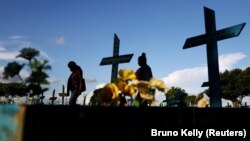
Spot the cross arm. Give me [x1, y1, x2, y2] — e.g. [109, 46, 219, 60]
[100, 54, 133, 65]
[201, 80, 229, 87]
[215, 23, 246, 41]
[183, 34, 207, 49]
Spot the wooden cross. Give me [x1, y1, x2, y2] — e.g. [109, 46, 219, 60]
[39, 92, 45, 104]
[49, 89, 57, 105]
[183, 7, 246, 107]
[83, 95, 87, 105]
[100, 33, 133, 83]
[58, 85, 68, 105]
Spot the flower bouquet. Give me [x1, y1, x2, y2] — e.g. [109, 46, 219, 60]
[90, 69, 168, 107]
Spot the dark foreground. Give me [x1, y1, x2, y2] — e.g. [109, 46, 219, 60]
[23, 106, 250, 141]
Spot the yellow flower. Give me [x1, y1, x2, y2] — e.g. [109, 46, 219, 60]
[115, 78, 137, 97]
[119, 69, 136, 81]
[123, 85, 137, 97]
[149, 78, 168, 93]
[136, 81, 155, 101]
[115, 78, 127, 91]
[197, 98, 209, 108]
[136, 81, 150, 95]
[99, 83, 119, 106]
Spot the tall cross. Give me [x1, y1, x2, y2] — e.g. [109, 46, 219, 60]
[49, 89, 57, 105]
[100, 33, 133, 82]
[183, 7, 246, 107]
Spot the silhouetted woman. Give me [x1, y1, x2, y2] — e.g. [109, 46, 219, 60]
[136, 52, 153, 81]
[135, 53, 153, 106]
[67, 61, 83, 105]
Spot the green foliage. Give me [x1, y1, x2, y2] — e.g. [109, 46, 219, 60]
[220, 68, 243, 100]
[16, 47, 39, 61]
[89, 88, 101, 105]
[0, 83, 26, 97]
[240, 67, 250, 97]
[2, 47, 51, 98]
[27, 59, 51, 84]
[165, 87, 186, 98]
[3, 61, 24, 82]
[187, 95, 197, 106]
[165, 86, 188, 107]
[204, 67, 250, 105]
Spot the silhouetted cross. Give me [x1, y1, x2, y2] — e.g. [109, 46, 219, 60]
[39, 92, 45, 104]
[58, 85, 68, 105]
[183, 7, 246, 107]
[100, 33, 133, 83]
[49, 89, 57, 105]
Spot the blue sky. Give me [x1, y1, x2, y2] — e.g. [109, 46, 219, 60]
[0, 0, 249, 105]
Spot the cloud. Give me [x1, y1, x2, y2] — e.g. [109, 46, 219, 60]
[219, 53, 246, 71]
[0, 46, 6, 51]
[0, 66, 7, 83]
[95, 83, 106, 89]
[0, 39, 52, 62]
[0, 35, 32, 52]
[39, 49, 53, 64]
[9, 35, 26, 40]
[85, 77, 97, 83]
[162, 52, 246, 95]
[55, 37, 65, 45]
[0, 50, 20, 60]
[162, 66, 207, 95]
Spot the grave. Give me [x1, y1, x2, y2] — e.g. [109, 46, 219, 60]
[49, 89, 57, 105]
[58, 85, 68, 105]
[39, 92, 45, 104]
[100, 33, 133, 82]
[183, 7, 246, 107]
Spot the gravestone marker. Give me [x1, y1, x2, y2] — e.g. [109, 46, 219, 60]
[49, 89, 57, 105]
[100, 33, 133, 83]
[183, 7, 246, 107]
[58, 85, 68, 105]
[39, 92, 45, 104]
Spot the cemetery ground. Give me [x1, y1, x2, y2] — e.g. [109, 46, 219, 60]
[1, 104, 250, 141]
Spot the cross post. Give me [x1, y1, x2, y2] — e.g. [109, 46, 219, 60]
[100, 33, 133, 83]
[183, 7, 246, 107]
[39, 92, 45, 104]
[49, 89, 57, 105]
[58, 85, 68, 105]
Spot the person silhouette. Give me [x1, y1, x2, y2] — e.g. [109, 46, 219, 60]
[135, 53, 153, 106]
[136, 52, 153, 81]
[67, 61, 83, 105]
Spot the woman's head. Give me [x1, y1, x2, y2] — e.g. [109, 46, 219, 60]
[68, 61, 77, 72]
[138, 52, 147, 66]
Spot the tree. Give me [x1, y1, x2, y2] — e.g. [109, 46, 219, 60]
[16, 47, 39, 61]
[89, 88, 102, 106]
[220, 69, 242, 102]
[240, 67, 250, 98]
[203, 67, 250, 107]
[3, 47, 51, 100]
[164, 86, 188, 107]
[3, 61, 24, 82]
[0, 83, 26, 97]
[186, 95, 197, 106]
[28, 59, 51, 85]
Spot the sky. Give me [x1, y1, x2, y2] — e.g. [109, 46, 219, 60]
[0, 0, 249, 106]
